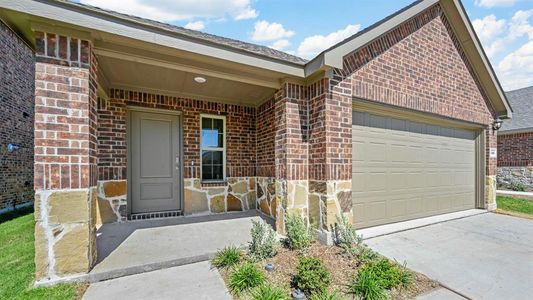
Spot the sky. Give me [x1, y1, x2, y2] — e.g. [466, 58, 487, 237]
[77, 0, 533, 91]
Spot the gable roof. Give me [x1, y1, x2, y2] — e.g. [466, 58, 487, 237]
[51, 0, 308, 65]
[500, 86, 533, 133]
[0, 0, 512, 118]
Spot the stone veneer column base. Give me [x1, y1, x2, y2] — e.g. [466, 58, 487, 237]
[96, 180, 127, 225]
[485, 175, 497, 211]
[34, 188, 97, 283]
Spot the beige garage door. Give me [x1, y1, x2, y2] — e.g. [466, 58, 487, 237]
[352, 111, 476, 228]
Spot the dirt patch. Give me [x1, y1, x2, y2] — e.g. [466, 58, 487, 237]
[495, 209, 533, 220]
[218, 242, 439, 299]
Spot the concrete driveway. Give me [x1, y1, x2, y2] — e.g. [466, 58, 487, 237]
[366, 213, 533, 300]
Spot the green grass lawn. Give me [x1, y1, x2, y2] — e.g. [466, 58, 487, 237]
[496, 196, 533, 216]
[0, 208, 79, 300]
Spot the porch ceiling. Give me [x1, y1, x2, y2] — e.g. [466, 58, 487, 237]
[97, 54, 276, 105]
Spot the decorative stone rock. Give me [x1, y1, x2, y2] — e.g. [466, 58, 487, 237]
[267, 182, 276, 196]
[337, 191, 352, 213]
[48, 191, 89, 224]
[336, 181, 351, 190]
[308, 194, 320, 229]
[231, 181, 248, 194]
[184, 188, 209, 214]
[96, 197, 117, 225]
[207, 188, 226, 196]
[210, 195, 225, 213]
[54, 224, 90, 275]
[34, 221, 49, 280]
[249, 178, 255, 190]
[228, 177, 238, 184]
[309, 181, 326, 193]
[325, 200, 338, 228]
[293, 183, 307, 206]
[271, 197, 278, 218]
[257, 184, 264, 199]
[260, 198, 271, 216]
[276, 208, 285, 234]
[247, 191, 256, 210]
[103, 181, 127, 197]
[227, 194, 243, 211]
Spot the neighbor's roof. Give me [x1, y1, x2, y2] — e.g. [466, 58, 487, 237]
[54, 0, 308, 65]
[500, 86, 533, 133]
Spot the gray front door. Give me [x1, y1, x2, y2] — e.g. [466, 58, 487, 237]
[130, 111, 181, 213]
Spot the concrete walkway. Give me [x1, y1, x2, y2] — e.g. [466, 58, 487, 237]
[83, 261, 231, 300]
[366, 213, 533, 300]
[497, 190, 533, 198]
[89, 211, 266, 282]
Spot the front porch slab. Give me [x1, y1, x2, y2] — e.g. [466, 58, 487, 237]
[88, 211, 268, 282]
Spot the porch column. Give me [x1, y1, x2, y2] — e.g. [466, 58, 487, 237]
[486, 128, 498, 210]
[273, 83, 309, 233]
[308, 72, 353, 243]
[33, 31, 98, 283]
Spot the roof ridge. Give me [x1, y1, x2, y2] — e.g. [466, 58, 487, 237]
[53, 0, 308, 65]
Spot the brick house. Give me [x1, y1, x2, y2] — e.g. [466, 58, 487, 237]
[497, 86, 533, 190]
[0, 0, 511, 284]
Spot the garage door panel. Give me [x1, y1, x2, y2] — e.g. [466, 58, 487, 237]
[352, 111, 476, 228]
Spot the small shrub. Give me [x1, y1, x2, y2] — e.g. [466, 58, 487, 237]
[249, 219, 280, 260]
[211, 246, 242, 268]
[293, 257, 331, 295]
[332, 214, 362, 257]
[348, 258, 413, 299]
[348, 267, 387, 300]
[510, 182, 526, 192]
[357, 246, 379, 265]
[285, 213, 314, 250]
[250, 284, 289, 300]
[309, 290, 346, 300]
[228, 262, 266, 293]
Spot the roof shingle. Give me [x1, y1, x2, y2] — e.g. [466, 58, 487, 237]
[501, 86, 533, 132]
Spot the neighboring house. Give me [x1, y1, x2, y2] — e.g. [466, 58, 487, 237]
[497, 86, 533, 190]
[0, 0, 511, 284]
[0, 21, 34, 214]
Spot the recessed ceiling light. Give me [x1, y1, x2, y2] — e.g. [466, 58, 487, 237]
[194, 76, 206, 84]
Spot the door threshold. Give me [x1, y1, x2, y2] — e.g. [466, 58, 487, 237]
[359, 209, 487, 240]
[129, 210, 182, 221]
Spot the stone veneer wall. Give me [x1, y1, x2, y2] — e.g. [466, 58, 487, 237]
[497, 167, 533, 190]
[33, 31, 98, 283]
[497, 132, 533, 190]
[0, 20, 35, 211]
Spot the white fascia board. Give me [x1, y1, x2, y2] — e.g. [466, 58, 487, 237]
[0, 0, 305, 77]
[450, 0, 512, 119]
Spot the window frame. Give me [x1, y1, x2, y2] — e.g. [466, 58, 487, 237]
[200, 114, 226, 182]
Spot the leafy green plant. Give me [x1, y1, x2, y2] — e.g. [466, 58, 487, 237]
[285, 213, 314, 250]
[228, 262, 266, 293]
[357, 246, 379, 265]
[250, 284, 289, 300]
[309, 290, 346, 300]
[332, 214, 362, 257]
[211, 246, 243, 268]
[348, 258, 413, 299]
[249, 219, 280, 260]
[293, 257, 331, 295]
[510, 182, 526, 192]
[348, 267, 388, 300]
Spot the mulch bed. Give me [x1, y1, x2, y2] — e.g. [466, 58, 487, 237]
[218, 242, 439, 299]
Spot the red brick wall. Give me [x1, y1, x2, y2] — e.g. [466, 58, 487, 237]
[256, 97, 275, 177]
[498, 132, 533, 167]
[0, 21, 34, 210]
[274, 83, 308, 180]
[98, 89, 256, 180]
[34, 32, 98, 189]
[344, 4, 497, 175]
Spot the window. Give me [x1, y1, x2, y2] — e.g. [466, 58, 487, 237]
[201, 115, 225, 181]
